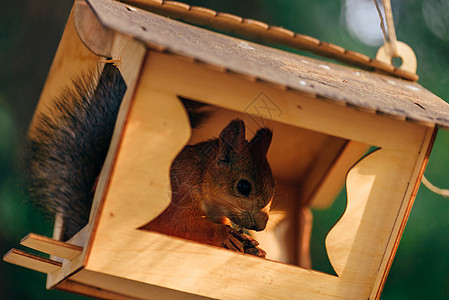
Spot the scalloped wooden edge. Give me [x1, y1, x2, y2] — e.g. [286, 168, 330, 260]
[121, 0, 418, 81]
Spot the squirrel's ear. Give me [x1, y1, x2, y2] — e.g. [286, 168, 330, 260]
[249, 128, 272, 156]
[217, 119, 246, 161]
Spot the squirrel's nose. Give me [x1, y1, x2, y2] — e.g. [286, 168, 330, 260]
[248, 223, 265, 231]
[246, 211, 268, 231]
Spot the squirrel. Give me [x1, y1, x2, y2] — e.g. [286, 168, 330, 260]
[23, 63, 275, 257]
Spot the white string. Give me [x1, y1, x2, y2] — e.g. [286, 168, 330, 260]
[422, 175, 449, 198]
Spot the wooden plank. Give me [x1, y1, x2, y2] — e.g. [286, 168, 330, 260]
[88, 232, 340, 299]
[71, 269, 211, 300]
[308, 141, 370, 209]
[24, 1, 147, 289]
[56, 279, 139, 300]
[86, 0, 449, 130]
[121, 0, 418, 81]
[299, 137, 348, 207]
[29, 6, 100, 138]
[142, 51, 427, 150]
[297, 207, 313, 269]
[326, 128, 435, 299]
[3, 249, 62, 274]
[45, 32, 147, 289]
[369, 127, 437, 299]
[73, 0, 115, 57]
[20, 233, 83, 261]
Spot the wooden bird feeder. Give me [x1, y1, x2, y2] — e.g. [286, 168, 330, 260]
[5, 0, 449, 299]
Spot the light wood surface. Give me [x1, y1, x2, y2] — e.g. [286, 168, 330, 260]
[3, 249, 62, 274]
[20, 233, 83, 261]
[87, 0, 449, 131]
[29, 7, 99, 137]
[56, 279, 141, 300]
[376, 41, 417, 74]
[73, 0, 115, 57]
[70, 269, 211, 299]
[142, 52, 426, 150]
[82, 50, 434, 299]
[121, 0, 418, 80]
[32, 1, 147, 289]
[302, 141, 370, 208]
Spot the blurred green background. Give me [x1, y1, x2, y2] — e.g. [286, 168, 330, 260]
[1, 0, 449, 299]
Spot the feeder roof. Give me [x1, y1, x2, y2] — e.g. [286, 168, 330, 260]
[86, 0, 449, 130]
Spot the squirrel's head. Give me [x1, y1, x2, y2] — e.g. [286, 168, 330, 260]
[201, 119, 275, 231]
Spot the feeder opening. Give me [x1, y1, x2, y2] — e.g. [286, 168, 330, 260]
[137, 97, 372, 274]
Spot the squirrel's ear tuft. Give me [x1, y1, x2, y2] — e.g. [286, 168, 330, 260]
[217, 119, 246, 161]
[249, 128, 272, 156]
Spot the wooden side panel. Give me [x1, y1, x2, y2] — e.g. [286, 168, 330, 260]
[326, 127, 435, 299]
[82, 50, 432, 299]
[370, 128, 436, 299]
[56, 279, 141, 300]
[70, 269, 210, 300]
[90, 89, 191, 231]
[307, 141, 370, 209]
[32, 2, 148, 288]
[142, 52, 423, 151]
[29, 7, 99, 136]
[44, 32, 147, 288]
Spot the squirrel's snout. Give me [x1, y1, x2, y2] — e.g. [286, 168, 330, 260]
[247, 223, 265, 231]
[243, 211, 268, 231]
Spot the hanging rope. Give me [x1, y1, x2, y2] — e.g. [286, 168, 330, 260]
[373, 0, 398, 57]
[373, 1, 446, 196]
[422, 176, 449, 198]
[382, 0, 398, 56]
[374, 0, 417, 74]
[373, 1, 388, 47]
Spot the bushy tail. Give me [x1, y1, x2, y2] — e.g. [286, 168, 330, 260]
[23, 64, 126, 241]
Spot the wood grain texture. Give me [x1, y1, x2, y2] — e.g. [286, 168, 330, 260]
[56, 279, 142, 300]
[327, 128, 434, 298]
[20, 233, 83, 260]
[70, 269, 211, 299]
[28, 6, 100, 138]
[47, 35, 147, 290]
[30, 1, 148, 289]
[142, 52, 426, 150]
[369, 128, 437, 299]
[306, 141, 370, 209]
[80, 50, 433, 299]
[74, 0, 115, 57]
[121, 0, 418, 81]
[86, 0, 449, 129]
[3, 249, 62, 274]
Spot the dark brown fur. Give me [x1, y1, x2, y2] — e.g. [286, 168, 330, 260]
[23, 64, 126, 241]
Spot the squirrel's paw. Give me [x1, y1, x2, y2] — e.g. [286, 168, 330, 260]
[220, 227, 266, 258]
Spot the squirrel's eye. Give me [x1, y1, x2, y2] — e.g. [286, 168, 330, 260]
[237, 179, 252, 197]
